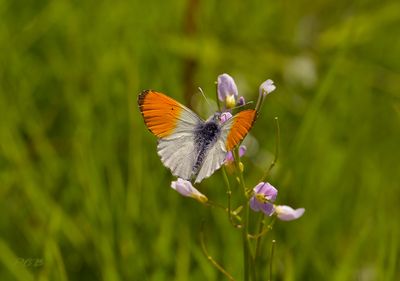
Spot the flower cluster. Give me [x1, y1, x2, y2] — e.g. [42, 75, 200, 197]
[170, 178, 304, 221]
[217, 73, 276, 111]
[249, 182, 305, 221]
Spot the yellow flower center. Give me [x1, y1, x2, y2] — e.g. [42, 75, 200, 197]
[225, 95, 236, 109]
[255, 193, 267, 203]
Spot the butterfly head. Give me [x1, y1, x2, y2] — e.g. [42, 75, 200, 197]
[206, 112, 230, 126]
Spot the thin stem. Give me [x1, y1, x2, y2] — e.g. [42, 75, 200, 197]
[255, 90, 266, 113]
[233, 149, 247, 195]
[233, 148, 256, 281]
[215, 81, 221, 112]
[254, 214, 265, 259]
[260, 117, 280, 182]
[205, 200, 228, 211]
[252, 216, 266, 281]
[252, 218, 276, 256]
[242, 228, 250, 281]
[200, 222, 236, 281]
[205, 200, 242, 223]
[268, 240, 276, 281]
[222, 167, 242, 228]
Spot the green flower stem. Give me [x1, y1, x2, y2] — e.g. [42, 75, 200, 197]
[242, 228, 250, 281]
[205, 199, 242, 224]
[254, 215, 266, 262]
[222, 167, 242, 228]
[260, 117, 280, 182]
[200, 222, 236, 281]
[205, 200, 227, 211]
[254, 217, 276, 258]
[268, 240, 276, 281]
[255, 90, 266, 113]
[215, 81, 221, 111]
[233, 148, 256, 281]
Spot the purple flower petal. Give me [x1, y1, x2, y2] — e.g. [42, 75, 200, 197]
[250, 197, 274, 216]
[238, 145, 247, 157]
[237, 96, 245, 106]
[218, 73, 238, 102]
[225, 151, 234, 163]
[171, 178, 208, 203]
[249, 197, 260, 211]
[275, 205, 305, 221]
[260, 202, 275, 216]
[224, 145, 246, 164]
[250, 182, 278, 216]
[259, 79, 276, 96]
[253, 182, 277, 202]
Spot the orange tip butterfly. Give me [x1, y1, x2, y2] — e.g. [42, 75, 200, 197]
[138, 90, 257, 183]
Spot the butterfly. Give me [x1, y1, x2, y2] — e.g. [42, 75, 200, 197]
[138, 90, 257, 183]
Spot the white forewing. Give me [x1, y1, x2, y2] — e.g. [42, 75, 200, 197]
[157, 109, 201, 180]
[175, 104, 203, 131]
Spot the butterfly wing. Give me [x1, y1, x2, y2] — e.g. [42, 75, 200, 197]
[138, 90, 203, 180]
[222, 109, 258, 151]
[138, 90, 202, 138]
[194, 109, 257, 183]
[194, 139, 227, 183]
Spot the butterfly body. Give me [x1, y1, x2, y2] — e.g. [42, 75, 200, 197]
[138, 90, 256, 183]
[192, 116, 222, 174]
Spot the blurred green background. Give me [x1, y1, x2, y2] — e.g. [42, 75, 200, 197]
[1, 0, 399, 280]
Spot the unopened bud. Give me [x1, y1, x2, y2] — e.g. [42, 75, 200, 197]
[239, 162, 244, 172]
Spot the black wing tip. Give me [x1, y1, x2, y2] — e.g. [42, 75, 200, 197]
[138, 89, 153, 106]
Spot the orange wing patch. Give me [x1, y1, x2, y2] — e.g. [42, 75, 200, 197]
[226, 109, 257, 151]
[138, 90, 183, 138]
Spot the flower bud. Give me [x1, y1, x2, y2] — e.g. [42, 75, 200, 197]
[274, 205, 305, 221]
[217, 73, 238, 104]
[171, 178, 208, 203]
[259, 79, 276, 96]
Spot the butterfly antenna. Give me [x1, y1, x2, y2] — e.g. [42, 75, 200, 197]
[231, 101, 254, 110]
[198, 87, 213, 110]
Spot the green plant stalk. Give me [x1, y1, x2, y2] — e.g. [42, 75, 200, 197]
[254, 214, 265, 259]
[233, 148, 256, 281]
[260, 117, 280, 182]
[254, 217, 276, 261]
[268, 240, 276, 281]
[200, 222, 236, 281]
[222, 167, 242, 228]
[242, 226, 250, 281]
[215, 81, 221, 112]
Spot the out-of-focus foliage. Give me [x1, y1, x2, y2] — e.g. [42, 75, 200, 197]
[1, 0, 399, 280]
